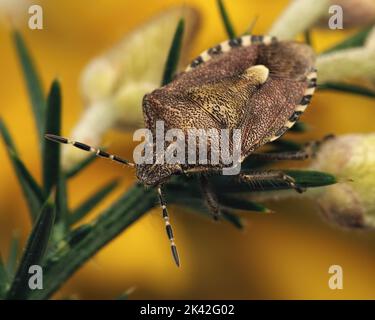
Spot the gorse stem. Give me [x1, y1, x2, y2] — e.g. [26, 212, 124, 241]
[29, 184, 156, 299]
[1, 6, 354, 299]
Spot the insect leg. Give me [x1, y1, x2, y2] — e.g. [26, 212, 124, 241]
[250, 134, 336, 161]
[183, 165, 223, 175]
[157, 185, 180, 267]
[302, 134, 335, 158]
[200, 174, 221, 221]
[239, 170, 306, 193]
[248, 150, 309, 161]
[45, 134, 135, 167]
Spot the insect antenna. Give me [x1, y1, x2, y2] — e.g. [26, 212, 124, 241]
[157, 185, 180, 267]
[45, 134, 135, 167]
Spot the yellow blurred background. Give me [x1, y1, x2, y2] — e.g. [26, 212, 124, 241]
[1, 0, 375, 299]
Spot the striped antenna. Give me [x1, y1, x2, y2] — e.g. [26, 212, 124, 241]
[157, 185, 180, 267]
[45, 134, 135, 167]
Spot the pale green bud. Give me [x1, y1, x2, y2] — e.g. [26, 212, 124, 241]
[62, 6, 200, 170]
[310, 134, 375, 229]
[316, 46, 375, 83]
[249, 134, 375, 229]
[269, 0, 375, 40]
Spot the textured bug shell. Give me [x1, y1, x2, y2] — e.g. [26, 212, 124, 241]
[137, 35, 316, 185]
[144, 36, 315, 155]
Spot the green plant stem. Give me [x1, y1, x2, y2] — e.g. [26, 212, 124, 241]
[28, 183, 156, 300]
[217, 0, 236, 39]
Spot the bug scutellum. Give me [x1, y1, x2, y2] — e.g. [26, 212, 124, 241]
[46, 34, 317, 267]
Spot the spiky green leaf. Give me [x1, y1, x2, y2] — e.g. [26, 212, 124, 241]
[221, 209, 244, 229]
[69, 179, 119, 226]
[217, 0, 236, 39]
[64, 154, 97, 179]
[212, 170, 336, 193]
[162, 19, 185, 86]
[318, 82, 375, 98]
[29, 184, 155, 300]
[322, 26, 373, 54]
[54, 173, 69, 237]
[219, 195, 270, 212]
[172, 195, 244, 229]
[289, 122, 308, 133]
[0, 255, 9, 298]
[6, 232, 20, 276]
[0, 120, 44, 221]
[7, 195, 55, 300]
[0, 118, 18, 154]
[43, 80, 62, 195]
[271, 139, 302, 151]
[304, 30, 312, 47]
[12, 30, 45, 142]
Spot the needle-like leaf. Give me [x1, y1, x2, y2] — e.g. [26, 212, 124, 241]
[242, 140, 303, 170]
[271, 139, 302, 152]
[221, 209, 244, 229]
[43, 80, 62, 195]
[9, 150, 44, 221]
[212, 170, 336, 193]
[0, 120, 44, 221]
[7, 195, 56, 300]
[0, 118, 18, 154]
[243, 15, 259, 35]
[289, 122, 308, 133]
[65, 224, 93, 247]
[218, 195, 270, 213]
[29, 184, 155, 300]
[6, 232, 20, 276]
[0, 255, 9, 298]
[304, 30, 313, 47]
[64, 154, 97, 179]
[170, 194, 244, 229]
[162, 19, 185, 86]
[116, 287, 136, 300]
[12, 30, 46, 143]
[217, 0, 236, 39]
[55, 173, 69, 234]
[322, 26, 373, 54]
[285, 170, 337, 187]
[69, 179, 119, 226]
[116, 293, 129, 300]
[318, 82, 375, 98]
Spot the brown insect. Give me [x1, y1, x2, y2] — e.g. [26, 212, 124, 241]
[46, 34, 317, 267]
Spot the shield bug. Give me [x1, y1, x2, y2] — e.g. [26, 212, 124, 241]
[46, 34, 317, 267]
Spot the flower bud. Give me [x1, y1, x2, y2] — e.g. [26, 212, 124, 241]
[269, 0, 330, 40]
[316, 46, 375, 83]
[365, 26, 375, 50]
[0, 0, 30, 25]
[62, 6, 200, 170]
[269, 0, 375, 40]
[249, 134, 375, 230]
[310, 134, 375, 229]
[326, 0, 375, 27]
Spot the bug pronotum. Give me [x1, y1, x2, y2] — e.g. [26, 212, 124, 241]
[46, 34, 317, 267]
